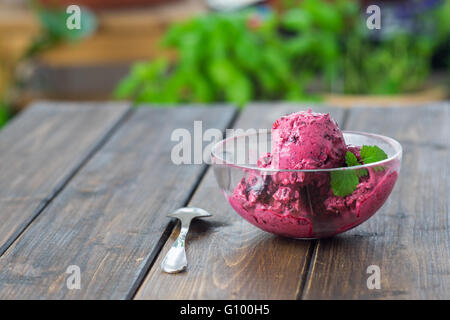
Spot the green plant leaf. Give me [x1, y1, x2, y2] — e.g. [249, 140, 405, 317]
[224, 74, 253, 108]
[345, 150, 368, 177]
[330, 170, 359, 197]
[331, 145, 387, 197]
[0, 103, 10, 128]
[281, 8, 312, 31]
[303, 0, 343, 31]
[113, 59, 169, 100]
[360, 145, 388, 164]
[345, 151, 359, 167]
[285, 36, 314, 56]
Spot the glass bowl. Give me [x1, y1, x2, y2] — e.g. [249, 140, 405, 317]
[211, 131, 402, 239]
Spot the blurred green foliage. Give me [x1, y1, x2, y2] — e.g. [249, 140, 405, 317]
[0, 2, 97, 128]
[0, 102, 9, 128]
[436, 0, 450, 71]
[26, 1, 97, 58]
[115, 0, 449, 107]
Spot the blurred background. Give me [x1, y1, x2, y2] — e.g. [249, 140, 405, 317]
[0, 0, 449, 127]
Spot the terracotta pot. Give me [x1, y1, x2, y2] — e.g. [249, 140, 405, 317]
[39, 0, 175, 10]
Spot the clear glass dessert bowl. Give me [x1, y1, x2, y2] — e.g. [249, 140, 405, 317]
[211, 131, 402, 239]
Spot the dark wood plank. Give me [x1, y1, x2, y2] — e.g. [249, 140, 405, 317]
[135, 103, 347, 299]
[303, 103, 450, 299]
[0, 101, 130, 255]
[0, 105, 236, 299]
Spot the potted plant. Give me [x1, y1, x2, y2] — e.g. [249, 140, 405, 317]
[114, 0, 449, 107]
[39, 0, 176, 10]
[323, 0, 450, 106]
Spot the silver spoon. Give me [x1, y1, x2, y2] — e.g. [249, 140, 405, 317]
[161, 207, 212, 273]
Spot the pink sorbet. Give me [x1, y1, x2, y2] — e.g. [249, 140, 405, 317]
[227, 110, 398, 238]
[271, 110, 347, 170]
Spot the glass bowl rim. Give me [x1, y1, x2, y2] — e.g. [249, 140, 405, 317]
[210, 130, 402, 173]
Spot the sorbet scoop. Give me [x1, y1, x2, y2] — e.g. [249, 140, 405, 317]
[161, 207, 212, 273]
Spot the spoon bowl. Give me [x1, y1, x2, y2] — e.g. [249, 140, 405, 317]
[161, 207, 212, 273]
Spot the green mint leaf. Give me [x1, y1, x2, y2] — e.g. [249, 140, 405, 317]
[360, 145, 388, 164]
[331, 150, 360, 196]
[331, 146, 388, 197]
[355, 168, 368, 177]
[345, 151, 359, 167]
[345, 150, 367, 178]
[330, 170, 359, 197]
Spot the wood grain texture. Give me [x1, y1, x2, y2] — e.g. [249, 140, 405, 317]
[135, 103, 347, 300]
[0, 101, 130, 255]
[303, 103, 450, 299]
[0, 105, 236, 299]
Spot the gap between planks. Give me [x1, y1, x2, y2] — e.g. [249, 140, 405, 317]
[301, 103, 449, 299]
[0, 106, 134, 257]
[127, 107, 241, 299]
[0, 104, 238, 299]
[297, 108, 350, 299]
[133, 103, 347, 300]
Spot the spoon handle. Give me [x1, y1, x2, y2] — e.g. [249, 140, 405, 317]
[161, 225, 189, 273]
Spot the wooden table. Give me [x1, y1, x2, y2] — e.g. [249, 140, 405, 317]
[0, 101, 448, 300]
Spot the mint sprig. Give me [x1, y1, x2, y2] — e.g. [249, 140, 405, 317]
[345, 151, 359, 166]
[330, 145, 388, 197]
[330, 169, 359, 197]
[360, 145, 388, 164]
